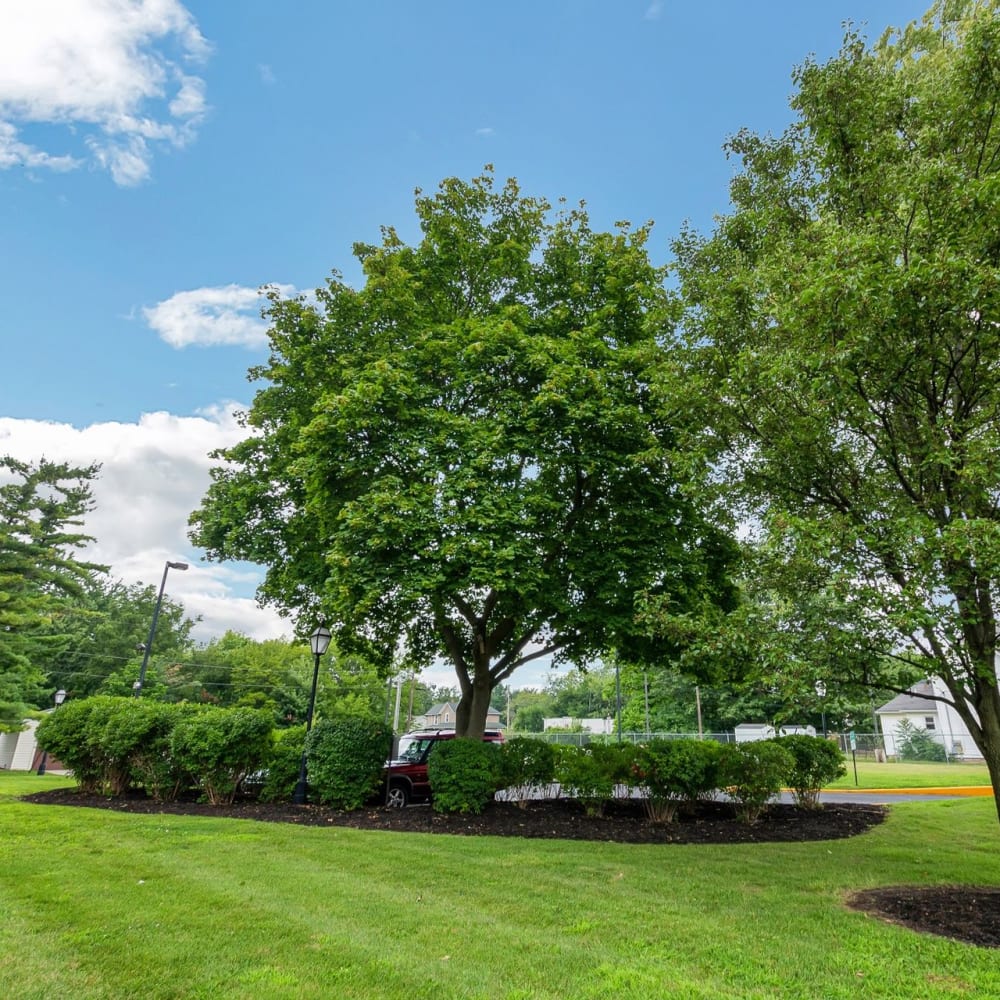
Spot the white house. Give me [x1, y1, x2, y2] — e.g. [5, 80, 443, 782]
[876, 679, 981, 760]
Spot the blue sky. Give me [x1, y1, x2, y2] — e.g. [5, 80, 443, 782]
[1, 0, 925, 687]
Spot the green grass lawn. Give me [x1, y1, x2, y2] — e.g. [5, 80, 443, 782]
[827, 759, 993, 789]
[2, 772, 1000, 999]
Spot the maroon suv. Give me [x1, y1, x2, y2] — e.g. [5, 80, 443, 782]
[384, 728, 504, 807]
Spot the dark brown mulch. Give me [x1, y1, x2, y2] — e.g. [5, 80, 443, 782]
[27, 788, 1000, 946]
[847, 886, 1000, 950]
[24, 786, 884, 844]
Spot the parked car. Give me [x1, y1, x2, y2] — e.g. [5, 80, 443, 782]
[383, 728, 504, 807]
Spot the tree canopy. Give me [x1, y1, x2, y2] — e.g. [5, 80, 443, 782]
[0, 457, 104, 728]
[672, 0, 1000, 816]
[191, 168, 737, 736]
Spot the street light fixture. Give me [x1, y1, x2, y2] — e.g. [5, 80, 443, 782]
[36, 689, 67, 776]
[293, 625, 333, 805]
[134, 560, 188, 697]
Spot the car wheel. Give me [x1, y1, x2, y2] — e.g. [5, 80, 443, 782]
[386, 783, 409, 808]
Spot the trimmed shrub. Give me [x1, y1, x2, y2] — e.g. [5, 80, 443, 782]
[169, 706, 274, 804]
[633, 738, 722, 823]
[304, 718, 392, 809]
[499, 737, 557, 805]
[35, 696, 107, 793]
[259, 724, 307, 803]
[90, 698, 195, 798]
[428, 737, 503, 814]
[774, 734, 846, 808]
[552, 742, 632, 816]
[718, 740, 795, 824]
[128, 702, 199, 801]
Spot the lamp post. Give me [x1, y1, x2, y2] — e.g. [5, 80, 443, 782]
[36, 689, 67, 775]
[293, 625, 333, 805]
[134, 560, 188, 697]
[815, 681, 827, 737]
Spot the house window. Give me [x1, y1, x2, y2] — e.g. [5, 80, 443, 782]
[924, 716, 936, 730]
[444, 713, 450, 722]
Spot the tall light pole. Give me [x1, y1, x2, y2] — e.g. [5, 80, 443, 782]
[36, 689, 66, 775]
[134, 560, 188, 697]
[293, 625, 333, 805]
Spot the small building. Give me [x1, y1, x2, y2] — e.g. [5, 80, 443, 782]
[0, 719, 67, 773]
[734, 723, 816, 743]
[416, 702, 502, 730]
[876, 679, 980, 760]
[0, 719, 41, 770]
[543, 717, 613, 734]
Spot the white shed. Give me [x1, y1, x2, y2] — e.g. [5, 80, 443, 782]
[0, 719, 41, 771]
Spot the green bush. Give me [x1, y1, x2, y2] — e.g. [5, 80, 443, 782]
[633, 738, 722, 822]
[169, 707, 274, 804]
[129, 702, 200, 801]
[552, 743, 631, 817]
[895, 719, 947, 762]
[428, 738, 503, 814]
[90, 698, 195, 798]
[259, 725, 307, 803]
[718, 740, 795, 824]
[774, 734, 846, 808]
[35, 696, 107, 793]
[499, 737, 556, 805]
[304, 718, 392, 809]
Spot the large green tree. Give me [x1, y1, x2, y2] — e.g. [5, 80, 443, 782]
[35, 576, 195, 700]
[0, 457, 104, 727]
[673, 1, 1000, 817]
[192, 169, 736, 737]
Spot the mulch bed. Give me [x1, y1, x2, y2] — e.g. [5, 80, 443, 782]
[23, 787, 886, 845]
[847, 886, 1000, 950]
[24, 787, 1000, 948]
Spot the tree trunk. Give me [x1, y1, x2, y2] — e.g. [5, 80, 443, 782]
[971, 686, 1000, 827]
[455, 667, 495, 739]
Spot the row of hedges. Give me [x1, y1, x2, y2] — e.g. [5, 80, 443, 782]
[429, 735, 845, 823]
[35, 697, 391, 808]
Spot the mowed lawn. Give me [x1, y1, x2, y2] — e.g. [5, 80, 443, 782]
[828, 759, 993, 789]
[2, 773, 999, 1000]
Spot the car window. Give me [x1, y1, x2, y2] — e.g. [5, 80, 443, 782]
[399, 738, 435, 762]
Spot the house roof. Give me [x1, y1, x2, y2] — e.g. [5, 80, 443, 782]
[425, 702, 454, 715]
[876, 680, 938, 715]
[425, 701, 502, 716]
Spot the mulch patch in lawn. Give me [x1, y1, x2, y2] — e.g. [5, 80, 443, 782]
[847, 886, 1000, 950]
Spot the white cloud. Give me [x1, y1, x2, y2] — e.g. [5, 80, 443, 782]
[644, 2, 664, 20]
[0, 0, 210, 185]
[143, 284, 295, 349]
[0, 408, 553, 684]
[475, 126, 494, 137]
[0, 408, 291, 644]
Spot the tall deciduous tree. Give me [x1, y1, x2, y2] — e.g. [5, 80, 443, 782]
[0, 457, 104, 727]
[191, 169, 736, 737]
[673, 1, 1000, 817]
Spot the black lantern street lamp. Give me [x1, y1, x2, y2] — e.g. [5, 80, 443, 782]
[134, 560, 188, 697]
[293, 625, 333, 804]
[37, 689, 67, 776]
